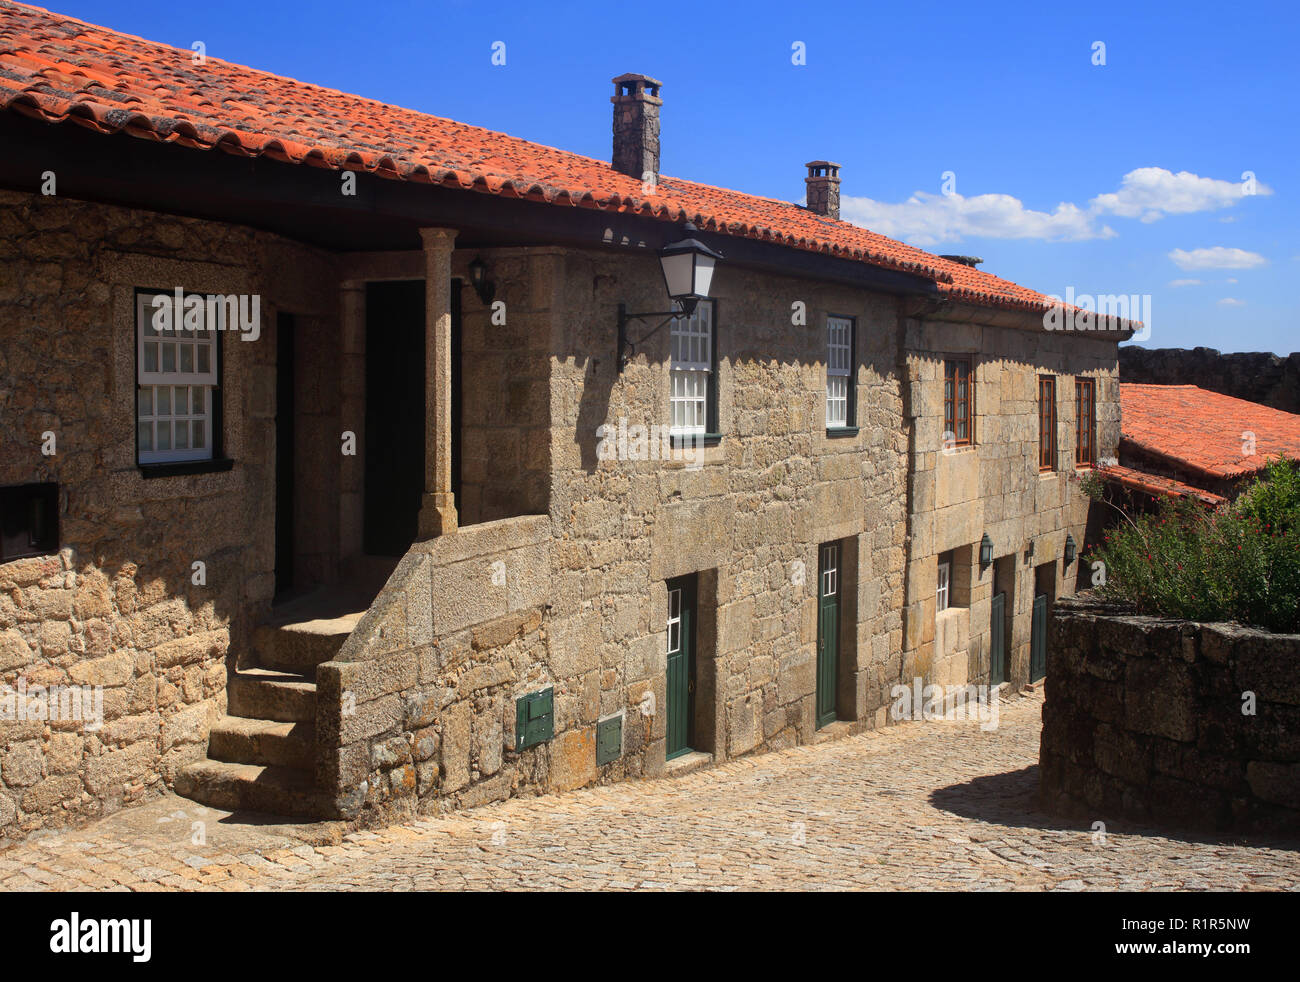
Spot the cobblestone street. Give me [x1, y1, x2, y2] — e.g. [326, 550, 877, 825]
[2, 691, 1297, 891]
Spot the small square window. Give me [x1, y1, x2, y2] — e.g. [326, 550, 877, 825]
[0, 483, 59, 561]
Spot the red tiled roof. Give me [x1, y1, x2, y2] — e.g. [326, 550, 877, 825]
[1, 1, 1078, 315]
[1120, 383, 1300, 479]
[1097, 464, 1228, 507]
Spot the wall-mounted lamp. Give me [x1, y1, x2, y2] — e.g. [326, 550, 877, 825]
[1024, 540, 1035, 565]
[979, 532, 993, 570]
[468, 255, 495, 305]
[1064, 533, 1077, 566]
[617, 222, 723, 371]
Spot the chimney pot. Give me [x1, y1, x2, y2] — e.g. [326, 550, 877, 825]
[611, 73, 663, 185]
[805, 160, 841, 219]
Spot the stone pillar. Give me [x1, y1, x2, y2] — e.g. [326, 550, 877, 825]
[417, 227, 458, 537]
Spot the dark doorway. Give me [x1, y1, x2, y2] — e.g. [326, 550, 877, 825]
[1031, 563, 1056, 683]
[450, 280, 462, 508]
[816, 541, 841, 729]
[274, 311, 296, 599]
[991, 554, 1015, 685]
[666, 573, 697, 760]
[364, 281, 426, 557]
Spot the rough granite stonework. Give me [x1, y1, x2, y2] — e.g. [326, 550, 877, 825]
[3, 183, 1125, 833]
[1040, 593, 1300, 834]
[900, 315, 1119, 691]
[0, 190, 339, 840]
[1119, 345, 1300, 415]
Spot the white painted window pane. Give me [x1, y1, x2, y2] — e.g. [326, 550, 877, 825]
[137, 292, 217, 464]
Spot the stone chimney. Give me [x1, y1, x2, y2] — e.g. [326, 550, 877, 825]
[611, 73, 663, 183]
[805, 161, 841, 219]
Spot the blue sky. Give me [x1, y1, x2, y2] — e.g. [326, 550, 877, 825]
[54, 0, 1299, 354]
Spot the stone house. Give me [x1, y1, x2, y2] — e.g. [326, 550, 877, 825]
[0, 1, 1133, 835]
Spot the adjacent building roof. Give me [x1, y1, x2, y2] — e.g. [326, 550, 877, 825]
[1097, 463, 1228, 508]
[1119, 383, 1300, 481]
[2, 0, 1086, 317]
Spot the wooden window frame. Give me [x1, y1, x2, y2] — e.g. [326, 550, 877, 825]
[669, 299, 719, 444]
[943, 357, 974, 447]
[825, 314, 856, 432]
[936, 553, 951, 612]
[1038, 374, 1057, 472]
[1074, 377, 1096, 468]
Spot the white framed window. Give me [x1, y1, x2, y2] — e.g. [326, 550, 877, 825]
[136, 291, 217, 465]
[937, 559, 950, 612]
[826, 315, 852, 428]
[670, 301, 713, 435]
[667, 586, 682, 655]
[821, 543, 839, 597]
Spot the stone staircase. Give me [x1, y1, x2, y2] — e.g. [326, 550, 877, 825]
[176, 565, 394, 818]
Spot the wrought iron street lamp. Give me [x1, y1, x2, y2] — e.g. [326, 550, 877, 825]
[617, 222, 723, 371]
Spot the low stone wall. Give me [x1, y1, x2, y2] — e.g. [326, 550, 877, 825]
[1040, 593, 1300, 834]
[314, 514, 603, 826]
[0, 553, 226, 842]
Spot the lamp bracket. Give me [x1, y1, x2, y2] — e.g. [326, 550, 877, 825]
[617, 304, 688, 372]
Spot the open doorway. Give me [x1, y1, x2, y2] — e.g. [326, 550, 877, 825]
[363, 281, 426, 557]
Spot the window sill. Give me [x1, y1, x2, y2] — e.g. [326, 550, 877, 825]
[669, 433, 722, 449]
[825, 426, 860, 438]
[139, 458, 234, 479]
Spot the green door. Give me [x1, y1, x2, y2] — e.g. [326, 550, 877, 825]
[990, 591, 1006, 685]
[816, 543, 840, 729]
[666, 575, 696, 760]
[1030, 593, 1048, 682]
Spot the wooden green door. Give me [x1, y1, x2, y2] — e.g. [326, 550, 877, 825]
[666, 575, 696, 760]
[1030, 593, 1048, 683]
[816, 543, 840, 729]
[990, 591, 1006, 685]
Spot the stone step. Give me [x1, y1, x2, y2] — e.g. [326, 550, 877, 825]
[208, 715, 314, 769]
[175, 759, 328, 819]
[227, 668, 316, 723]
[252, 613, 361, 673]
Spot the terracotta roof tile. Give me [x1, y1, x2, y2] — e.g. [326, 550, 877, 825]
[1097, 464, 1228, 507]
[1120, 383, 1300, 479]
[1, 0, 1089, 314]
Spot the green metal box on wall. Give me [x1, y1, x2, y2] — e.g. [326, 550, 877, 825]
[596, 714, 622, 765]
[515, 687, 554, 751]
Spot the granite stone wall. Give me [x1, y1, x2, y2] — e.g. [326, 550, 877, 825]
[902, 319, 1119, 692]
[0, 190, 338, 840]
[1040, 593, 1300, 834]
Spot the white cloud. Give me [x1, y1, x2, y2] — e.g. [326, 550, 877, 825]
[1218, 297, 1246, 306]
[839, 192, 1112, 247]
[1226, 277, 1238, 284]
[837, 167, 1269, 247]
[1090, 167, 1270, 223]
[1168, 278, 1202, 287]
[1168, 247, 1267, 270]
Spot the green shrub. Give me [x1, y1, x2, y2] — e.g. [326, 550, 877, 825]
[1085, 457, 1300, 632]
